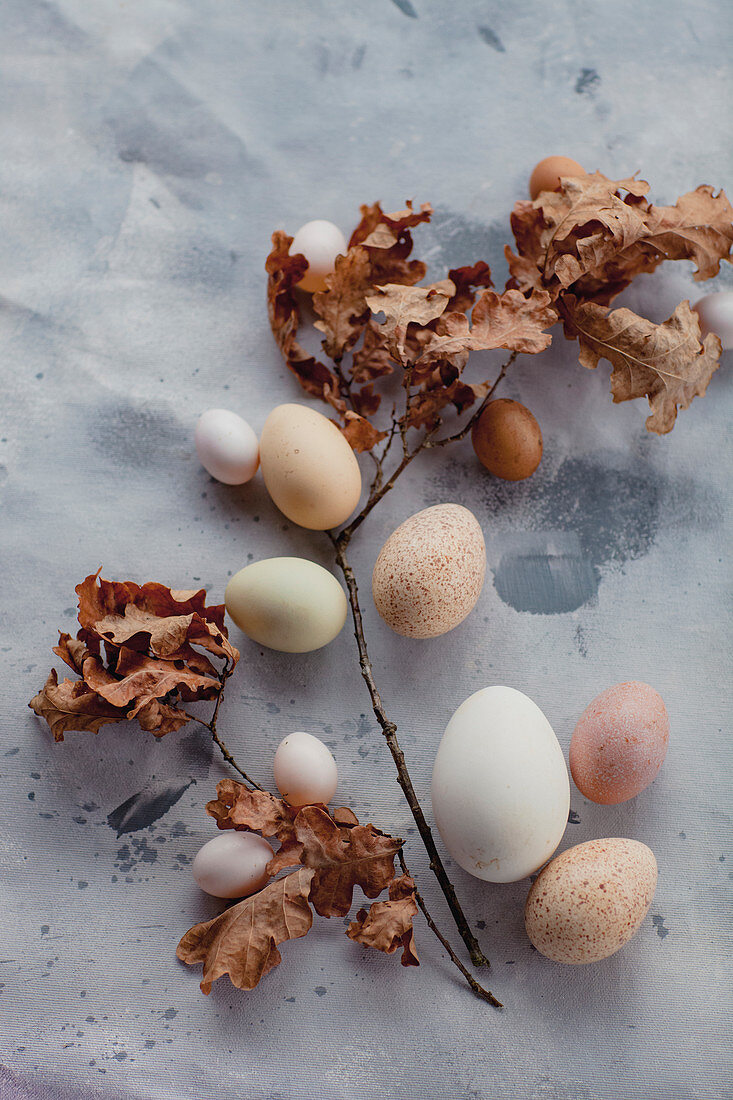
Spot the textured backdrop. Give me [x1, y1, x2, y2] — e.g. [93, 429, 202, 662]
[1, 1, 731, 1098]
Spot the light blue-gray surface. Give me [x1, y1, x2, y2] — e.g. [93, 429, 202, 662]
[1, 2, 731, 1098]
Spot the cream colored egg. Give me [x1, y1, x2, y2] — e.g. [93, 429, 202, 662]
[432, 686, 570, 882]
[273, 731, 338, 807]
[192, 831, 273, 899]
[259, 404, 362, 530]
[372, 503, 485, 638]
[225, 557, 347, 653]
[290, 219, 348, 293]
[524, 838, 658, 964]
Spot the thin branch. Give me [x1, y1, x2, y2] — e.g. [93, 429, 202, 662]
[184, 669, 264, 790]
[399, 852, 502, 1008]
[424, 352, 518, 448]
[329, 532, 489, 970]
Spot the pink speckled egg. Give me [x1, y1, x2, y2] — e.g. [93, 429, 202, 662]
[570, 681, 669, 804]
[525, 837, 657, 964]
[372, 504, 486, 638]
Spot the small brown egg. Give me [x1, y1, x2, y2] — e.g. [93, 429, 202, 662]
[529, 156, 585, 200]
[525, 838, 657, 964]
[570, 681, 669, 804]
[471, 399, 542, 481]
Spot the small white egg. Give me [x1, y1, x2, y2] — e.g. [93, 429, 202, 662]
[290, 220, 347, 294]
[192, 831, 273, 899]
[273, 731, 338, 807]
[692, 291, 733, 350]
[195, 409, 259, 485]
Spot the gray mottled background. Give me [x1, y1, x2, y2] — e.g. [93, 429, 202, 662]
[1, 1, 731, 1098]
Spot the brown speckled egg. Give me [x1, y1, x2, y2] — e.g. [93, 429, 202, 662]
[570, 682, 669, 804]
[525, 838, 657, 964]
[529, 155, 585, 200]
[372, 504, 485, 638]
[471, 399, 542, 481]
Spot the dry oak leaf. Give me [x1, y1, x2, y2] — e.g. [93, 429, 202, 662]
[266, 230, 346, 412]
[312, 245, 373, 361]
[347, 873, 419, 967]
[366, 282, 453, 365]
[294, 805, 402, 918]
[350, 320, 394, 384]
[446, 261, 494, 314]
[348, 201, 431, 288]
[635, 185, 733, 281]
[562, 296, 722, 434]
[76, 571, 238, 666]
[416, 288, 555, 368]
[29, 670, 127, 742]
[340, 410, 388, 454]
[177, 867, 315, 994]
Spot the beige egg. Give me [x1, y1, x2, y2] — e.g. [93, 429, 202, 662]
[259, 404, 361, 530]
[372, 504, 486, 638]
[525, 838, 657, 964]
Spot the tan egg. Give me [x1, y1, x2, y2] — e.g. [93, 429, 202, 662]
[525, 838, 657, 964]
[259, 404, 361, 530]
[372, 504, 485, 638]
[471, 399, 542, 481]
[529, 155, 585, 200]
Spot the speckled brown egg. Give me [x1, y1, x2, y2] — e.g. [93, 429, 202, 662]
[570, 682, 669, 804]
[372, 504, 485, 638]
[471, 399, 543, 481]
[525, 838, 657, 964]
[529, 155, 585, 200]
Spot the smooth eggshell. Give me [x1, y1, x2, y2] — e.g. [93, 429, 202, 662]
[225, 557, 347, 653]
[471, 399, 543, 481]
[291, 219, 348, 293]
[195, 409, 260, 485]
[692, 291, 733, 350]
[525, 837, 658, 964]
[570, 681, 669, 804]
[372, 503, 485, 638]
[529, 155, 585, 200]
[192, 831, 273, 899]
[259, 403, 361, 530]
[431, 686, 570, 882]
[274, 731, 338, 807]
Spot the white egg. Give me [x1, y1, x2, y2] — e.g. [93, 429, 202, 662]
[431, 686, 570, 883]
[273, 731, 338, 807]
[290, 220, 347, 293]
[195, 409, 259, 485]
[692, 291, 733, 350]
[192, 831, 273, 899]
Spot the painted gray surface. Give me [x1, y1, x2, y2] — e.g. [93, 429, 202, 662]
[0, 1, 731, 1097]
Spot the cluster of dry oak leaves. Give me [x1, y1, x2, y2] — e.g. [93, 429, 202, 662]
[30, 171, 732, 997]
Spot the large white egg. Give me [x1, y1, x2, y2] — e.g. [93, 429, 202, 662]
[225, 557, 348, 652]
[692, 291, 733, 350]
[274, 731, 338, 807]
[431, 686, 570, 882]
[192, 831, 273, 899]
[290, 220, 348, 293]
[195, 409, 259, 485]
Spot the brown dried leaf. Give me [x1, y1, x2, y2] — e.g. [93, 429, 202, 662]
[206, 779, 296, 840]
[331, 807, 359, 827]
[349, 200, 431, 287]
[136, 699, 191, 737]
[340, 410, 387, 453]
[294, 805, 401, 917]
[266, 230, 345, 411]
[636, 185, 733, 281]
[177, 867, 315, 993]
[446, 262, 493, 313]
[366, 283, 453, 365]
[346, 873, 419, 967]
[312, 246, 372, 361]
[29, 670, 127, 742]
[350, 321, 394, 384]
[90, 648, 220, 714]
[562, 296, 722, 433]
